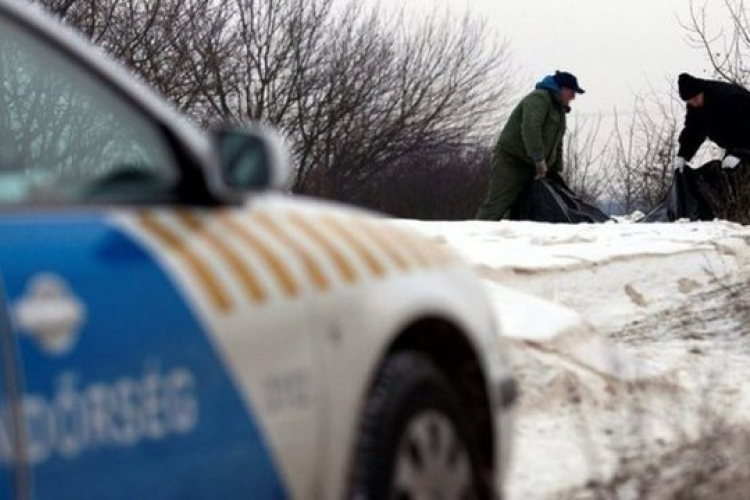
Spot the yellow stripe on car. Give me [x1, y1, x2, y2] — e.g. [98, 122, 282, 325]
[251, 211, 331, 292]
[219, 212, 300, 298]
[377, 223, 433, 269]
[355, 219, 411, 271]
[320, 214, 387, 278]
[286, 211, 359, 285]
[134, 208, 461, 315]
[137, 212, 234, 313]
[175, 210, 268, 304]
[397, 226, 455, 267]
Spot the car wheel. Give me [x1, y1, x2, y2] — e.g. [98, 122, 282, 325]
[350, 351, 489, 499]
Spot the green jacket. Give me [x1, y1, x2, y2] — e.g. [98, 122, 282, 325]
[496, 88, 567, 172]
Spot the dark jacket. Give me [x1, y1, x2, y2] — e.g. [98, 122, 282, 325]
[497, 76, 567, 172]
[678, 78, 750, 160]
[476, 76, 569, 220]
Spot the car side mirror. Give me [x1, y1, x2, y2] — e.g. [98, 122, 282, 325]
[214, 125, 292, 192]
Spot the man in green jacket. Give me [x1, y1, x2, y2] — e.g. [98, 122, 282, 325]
[476, 71, 585, 220]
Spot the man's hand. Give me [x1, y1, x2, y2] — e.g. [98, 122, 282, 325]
[535, 160, 548, 179]
[722, 155, 742, 169]
[674, 156, 687, 173]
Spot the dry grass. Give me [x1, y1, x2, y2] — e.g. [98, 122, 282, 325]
[559, 275, 750, 499]
[567, 426, 750, 500]
[697, 163, 750, 224]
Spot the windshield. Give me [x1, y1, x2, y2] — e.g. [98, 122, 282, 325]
[0, 16, 179, 207]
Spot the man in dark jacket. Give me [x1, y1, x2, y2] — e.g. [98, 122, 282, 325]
[476, 70, 585, 220]
[674, 73, 750, 171]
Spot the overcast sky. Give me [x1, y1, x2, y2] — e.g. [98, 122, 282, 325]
[371, 0, 722, 121]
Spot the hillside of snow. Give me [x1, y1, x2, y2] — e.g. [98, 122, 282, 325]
[399, 219, 750, 499]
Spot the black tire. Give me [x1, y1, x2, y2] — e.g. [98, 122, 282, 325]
[349, 351, 490, 500]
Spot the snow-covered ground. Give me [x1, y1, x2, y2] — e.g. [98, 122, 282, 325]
[400, 219, 750, 499]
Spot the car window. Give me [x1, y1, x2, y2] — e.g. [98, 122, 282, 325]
[0, 15, 179, 206]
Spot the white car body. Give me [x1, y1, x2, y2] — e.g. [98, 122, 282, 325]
[114, 194, 515, 497]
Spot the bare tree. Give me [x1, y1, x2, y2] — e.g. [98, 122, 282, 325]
[347, 144, 492, 219]
[35, 0, 517, 204]
[604, 93, 681, 214]
[38, 0, 238, 115]
[637, 96, 682, 209]
[683, 0, 750, 85]
[286, 5, 516, 197]
[563, 115, 610, 206]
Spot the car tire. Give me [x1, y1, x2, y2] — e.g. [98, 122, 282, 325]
[349, 351, 490, 500]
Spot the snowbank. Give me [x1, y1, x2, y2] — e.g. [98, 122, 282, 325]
[398, 219, 750, 377]
[401, 219, 750, 330]
[397, 218, 750, 498]
[399, 218, 750, 381]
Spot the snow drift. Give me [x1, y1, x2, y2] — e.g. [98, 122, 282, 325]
[397, 218, 750, 498]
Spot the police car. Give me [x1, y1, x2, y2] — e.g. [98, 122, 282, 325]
[0, 1, 516, 498]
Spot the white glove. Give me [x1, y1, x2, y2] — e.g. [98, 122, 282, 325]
[722, 155, 741, 169]
[534, 160, 548, 179]
[674, 156, 687, 173]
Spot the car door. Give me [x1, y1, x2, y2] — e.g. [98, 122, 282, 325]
[0, 7, 287, 499]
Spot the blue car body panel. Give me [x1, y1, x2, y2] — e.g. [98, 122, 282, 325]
[0, 212, 286, 499]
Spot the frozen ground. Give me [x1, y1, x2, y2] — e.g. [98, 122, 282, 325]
[400, 219, 750, 499]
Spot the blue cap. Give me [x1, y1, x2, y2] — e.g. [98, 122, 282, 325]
[553, 71, 585, 94]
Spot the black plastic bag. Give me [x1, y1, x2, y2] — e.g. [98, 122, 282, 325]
[509, 172, 612, 223]
[641, 160, 724, 222]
